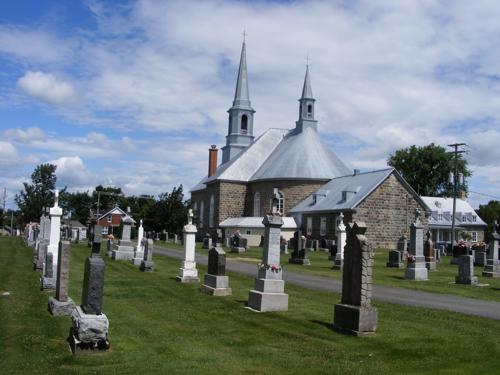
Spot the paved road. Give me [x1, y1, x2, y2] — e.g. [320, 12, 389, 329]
[154, 246, 500, 321]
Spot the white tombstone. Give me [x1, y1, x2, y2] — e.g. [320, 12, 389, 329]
[132, 220, 145, 266]
[176, 209, 199, 282]
[47, 190, 62, 269]
[333, 212, 346, 269]
[405, 209, 428, 281]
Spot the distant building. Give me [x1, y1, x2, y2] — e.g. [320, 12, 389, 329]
[421, 196, 487, 246]
[96, 207, 136, 236]
[61, 219, 87, 241]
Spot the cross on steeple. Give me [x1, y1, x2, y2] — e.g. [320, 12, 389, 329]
[306, 55, 311, 67]
[242, 29, 247, 42]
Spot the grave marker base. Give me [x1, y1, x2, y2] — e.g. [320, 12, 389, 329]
[68, 306, 109, 354]
[333, 303, 378, 336]
[288, 257, 311, 265]
[48, 296, 76, 316]
[201, 275, 232, 296]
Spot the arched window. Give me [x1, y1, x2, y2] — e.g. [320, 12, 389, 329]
[241, 114, 248, 134]
[209, 195, 215, 228]
[254, 192, 261, 216]
[199, 201, 204, 228]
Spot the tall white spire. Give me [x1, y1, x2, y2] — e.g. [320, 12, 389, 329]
[301, 64, 314, 100]
[232, 40, 252, 109]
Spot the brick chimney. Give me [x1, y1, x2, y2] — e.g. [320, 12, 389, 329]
[208, 145, 218, 177]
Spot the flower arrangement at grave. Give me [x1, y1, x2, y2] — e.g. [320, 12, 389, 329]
[257, 263, 282, 273]
[456, 239, 468, 249]
[472, 241, 486, 251]
[407, 252, 416, 263]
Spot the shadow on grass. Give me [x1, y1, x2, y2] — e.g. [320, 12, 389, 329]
[388, 275, 405, 280]
[235, 299, 248, 306]
[310, 319, 333, 331]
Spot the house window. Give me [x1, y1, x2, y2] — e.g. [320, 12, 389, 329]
[306, 217, 313, 236]
[471, 231, 477, 242]
[107, 214, 112, 223]
[209, 195, 215, 228]
[320, 217, 327, 236]
[246, 229, 251, 235]
[199, 201, 204, 228]
[437, 213, 443, 221]
[462, 215, 467, 222]
[472, 216, 477, 222]
[241, 115, 248, 134]
[254, 192, 261, 216]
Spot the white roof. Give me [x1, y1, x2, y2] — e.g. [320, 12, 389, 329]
[219, 216, 298, 229]
[421, 196, 486, 227]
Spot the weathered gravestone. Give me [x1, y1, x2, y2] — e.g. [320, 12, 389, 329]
[247, 195, 288, 312]
[456, 255, 479, 285]
[424, 230, 437, 271]
[397, 234, 407, 253]
[48, 241, 76, 315]
[106, 238, 112, 257]
[405, 209, 428, 281]
[34, 240, 47, 272]
[47, 190, 63, 274]
[176, 209, 200, 283]
[333, 213, 347, 270]
[132, 219, 145, 267]
[474, 250, 486, 267]
[386, 250, 403, 268]
[289, 231, 310, 265]
[140, 239, 154, 272]
[68, 225, 110, 354]
[201, 246, 232, 296]
[202, 233, 212, 249]
[482, 221, 500, 278]
[333, 222, 377, 335]
[231, 233, 247, 253]
[112, 216, 135, 260]
[41, 251, 56, 290]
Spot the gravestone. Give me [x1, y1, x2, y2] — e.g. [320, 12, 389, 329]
[312, 240, 319, 252]
[434, 248, 441, 262]
[482, 222, 500, 277]
[202, 233, 212, 249]
[112, 216, 135, 260]
[424, 230, 437, 271]
[456, 255, 479, 285]
[69, 225, 109, 354]
[280, 243, 288, 254]
[140, 239, 154, 272]
[289, 231, 310, 265]
[397, 234, 407, 253]
[474, 250, 486, 267]
[248, 191, 288, 312]
[132, 220, 145, 266]
[333, 222, 377, 335]
[231, 233, 247, 253]
[177, 209, 200, 282]
[328, 240, 337, 261]
[106, 238, 112, 257]
[47, 190, 63, 278]
[386, 250, 403, 268]
[34, 240, 47, 272]
[224, 237, 231, 248]
[405, 209, 428, 281]
[333, 213, 346, 270]
[201, 246, 232, 296]
[49, 241, 76, 315]
[41, 251, 56, 290]
[305, 239, 314, 251]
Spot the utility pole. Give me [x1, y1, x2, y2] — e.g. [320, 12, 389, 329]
[2, 188, 5, 234]
[10, 210, 14, 236]
[448, 143, 467, 249]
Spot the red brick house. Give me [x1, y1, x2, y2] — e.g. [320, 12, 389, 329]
[97, 207, 136, 236]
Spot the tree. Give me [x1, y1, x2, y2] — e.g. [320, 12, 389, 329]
[92, 185, 123, 214]
[15, 163, 59, 223]
[387, 143, 471, 196]
[145, 185, 188, 233]
[60, 191, 93, 225]
[477, 200, 500, 241]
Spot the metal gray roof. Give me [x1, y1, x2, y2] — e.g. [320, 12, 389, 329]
[219, 216, 298, 229]
[421, 196, 487, 228]
[301, 65, 314, 99]
[250, 126, 351, 181]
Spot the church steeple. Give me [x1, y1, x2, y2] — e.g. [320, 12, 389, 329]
[296, 64, 317, 132]
[221, 39, 255, 164]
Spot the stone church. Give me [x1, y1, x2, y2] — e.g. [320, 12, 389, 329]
[190, 41, 429, 248]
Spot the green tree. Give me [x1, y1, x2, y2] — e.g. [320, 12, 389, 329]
[60, 191, 93, 225]
[387, 143, 471, 196]
[145, 185, 188, 234]
[15, 163, 58, 223]
[477, 200, 500, 241]
[92, 185, 123, 214]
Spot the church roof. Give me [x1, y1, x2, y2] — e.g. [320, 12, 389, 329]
[191, 126, 351, 192]
[219, 216, 298, 229]
[289, 168, 430, 214]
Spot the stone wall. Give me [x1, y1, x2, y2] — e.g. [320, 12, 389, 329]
[300, 173, 428, 250]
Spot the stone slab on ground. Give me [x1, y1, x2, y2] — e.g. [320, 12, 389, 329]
[68, 306, 109, 354]
[48, 296, 76, 316]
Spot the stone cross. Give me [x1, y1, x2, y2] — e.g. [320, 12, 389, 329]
[188, 208, 194, 225]
[333, 221, 377, 335]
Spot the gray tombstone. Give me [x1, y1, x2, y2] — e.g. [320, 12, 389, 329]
[201, 246, 231, 296]
[456, 255, 479, 285]
[247, 211, 288, 312]
[69, 225, 109, 354]
[49, 241, 76, 316]
[397, 235, 407, 253]
[405, 209, 428, 281]
[333, 222, 378, 335]
[289, 231, 311, 265]
[386, 250, 403, 268]
[202, 234, 212, 249]
[482, 222, 500, 277]
[231, 233, 246, 253]
[112, 217, 135, 260]
[424, 230, 437, 271]
[140, 239, 154, 272]
[474, 251, 486, 267]
[34, 240, 47, 272]
[41, 251, 56, 290]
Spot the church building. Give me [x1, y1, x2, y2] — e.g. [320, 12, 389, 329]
[190, 41, 430, 248]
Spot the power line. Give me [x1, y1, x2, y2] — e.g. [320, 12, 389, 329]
[469, 190, 500, 201]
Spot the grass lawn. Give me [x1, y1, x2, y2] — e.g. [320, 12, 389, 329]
[2, 236, 500, 374]
[155, 241, 500, 303]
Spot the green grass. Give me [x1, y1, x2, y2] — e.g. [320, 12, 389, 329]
[2, 236, 500, 374]
[156, 240, 500, 302]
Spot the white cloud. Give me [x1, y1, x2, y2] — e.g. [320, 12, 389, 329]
[17, 71, 78, 105]
[50, 156, 94, 188]
[3, 127, 46, 143]
[0, 141, 18, 163]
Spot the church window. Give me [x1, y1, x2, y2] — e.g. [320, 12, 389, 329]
[320, 217, 327, 236]
[307, 104, 312, 117]
[306, 217, 313, 235]
[254, 192, 261, 216]
[199, 201, 204, 228]
[241, 114, 248, 134]
[209, 195, 215, 228]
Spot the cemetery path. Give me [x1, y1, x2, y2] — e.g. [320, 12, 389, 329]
[154, 247, 500, 321]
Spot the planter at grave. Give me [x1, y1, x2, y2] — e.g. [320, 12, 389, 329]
[453, 243, 469, 259]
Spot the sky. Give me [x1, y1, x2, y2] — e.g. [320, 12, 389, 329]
[1, 0, 500, 210]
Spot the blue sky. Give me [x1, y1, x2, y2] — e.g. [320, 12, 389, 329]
[1, 0, 500, 209]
